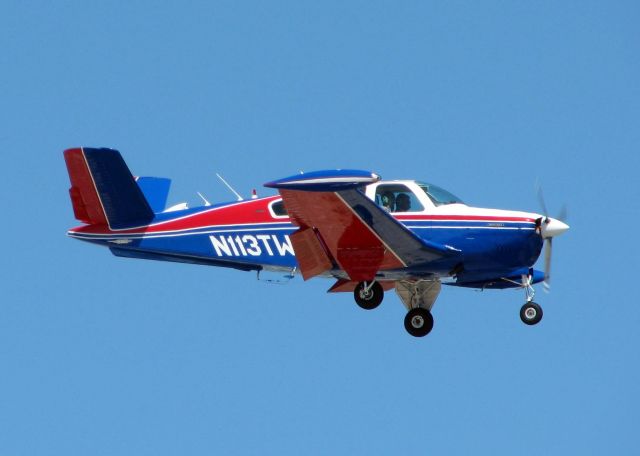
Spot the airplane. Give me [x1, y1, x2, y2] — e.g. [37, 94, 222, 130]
[64, 147, 569, 337]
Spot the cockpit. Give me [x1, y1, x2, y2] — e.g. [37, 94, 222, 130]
[267, 179, 465, 219]
[371, 180, 464, 213]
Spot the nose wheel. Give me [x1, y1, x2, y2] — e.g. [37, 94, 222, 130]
[518, 272, 544, 326]
[404, 308, 434, 337]
[520, 302, 543, 325]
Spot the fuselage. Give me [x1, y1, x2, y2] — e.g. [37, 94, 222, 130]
[68, 180, 548, 286]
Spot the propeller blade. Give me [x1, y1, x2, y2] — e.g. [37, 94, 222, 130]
[557, 204, 568, 223]
[534, 183, 567, 293]
[543, 238, 553, 292]
[536, 182, 549, 219]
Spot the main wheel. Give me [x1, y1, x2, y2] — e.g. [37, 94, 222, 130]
[520, 302, 543, 325]
[354, 281, 384, 310]
[404, 308, 434, 337]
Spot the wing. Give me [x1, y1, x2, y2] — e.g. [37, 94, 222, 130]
[265, 170, 451, 282]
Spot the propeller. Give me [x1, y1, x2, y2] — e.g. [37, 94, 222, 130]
[535, 184, 569, 291]
[543, 237, 553, 291]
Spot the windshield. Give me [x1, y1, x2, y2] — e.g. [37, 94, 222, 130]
[417, 182, 464, 206]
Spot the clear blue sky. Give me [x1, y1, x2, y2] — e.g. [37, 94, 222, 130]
[1, 1, 639, 454]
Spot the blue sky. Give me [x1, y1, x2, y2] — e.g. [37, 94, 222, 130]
[1, 1, 639, 454]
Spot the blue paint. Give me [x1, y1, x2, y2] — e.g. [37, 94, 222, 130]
[136, 177, 172, 213]
[83, 148, 154, 229]
[69, 200, 544, 288]
[264, 169, 378, 191]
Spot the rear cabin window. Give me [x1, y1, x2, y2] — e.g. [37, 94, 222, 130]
[374, 184, 424, 213]
[269, 199, 289, 218]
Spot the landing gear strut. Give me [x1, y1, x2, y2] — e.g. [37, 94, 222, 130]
[520, 272, 543, 325]
[354, 281, 384, 310]
[396, 280, 441, 337]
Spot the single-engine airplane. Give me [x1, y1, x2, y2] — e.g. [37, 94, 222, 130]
[64, 147, 569, 337]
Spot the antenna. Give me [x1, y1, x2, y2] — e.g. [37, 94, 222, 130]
[197, 192, 211, 206]
[216, 173, 243, 201]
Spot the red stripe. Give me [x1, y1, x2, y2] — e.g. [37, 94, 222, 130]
[395, 215, 536, 222]
[69, 196, 285, 234]
[68, 192, 536, 236]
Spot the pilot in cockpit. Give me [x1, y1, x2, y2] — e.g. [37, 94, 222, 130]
[381, 191, 395, 212]
[395, 193, 411, 212]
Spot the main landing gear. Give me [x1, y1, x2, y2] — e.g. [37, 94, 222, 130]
[353, 279, 439, 338]
[519, 273, 543, 326]
[396, 280, 440, 337]
[404, 308, 434, 337]
[354, 281, 384, 310]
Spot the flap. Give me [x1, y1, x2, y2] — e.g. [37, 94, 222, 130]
[275, 187, 450, 282]
[290, 227, 334, 280]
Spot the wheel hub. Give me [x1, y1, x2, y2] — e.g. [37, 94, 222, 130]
[359, 289, 373, 300]
[520, 302, 543, 326]
[411, 316, 424, 328]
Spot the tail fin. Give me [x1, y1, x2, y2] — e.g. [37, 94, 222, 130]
[64, 147, 154, 229]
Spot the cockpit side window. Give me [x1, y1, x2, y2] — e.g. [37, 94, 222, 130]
[374, 184, 424, 213]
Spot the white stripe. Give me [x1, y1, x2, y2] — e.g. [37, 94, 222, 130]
[69, 226, 294, 241]
[69, 221, 292, 237]
[405, 226, 536, 230]
[284, 176, 374, 185]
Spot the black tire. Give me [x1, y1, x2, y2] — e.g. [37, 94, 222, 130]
[353, 281, 384, 310]
[520, 302, 543, 325]
[404, 308, 434, 337]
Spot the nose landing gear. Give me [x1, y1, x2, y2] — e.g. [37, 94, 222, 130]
[519, 272, 543, 325]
